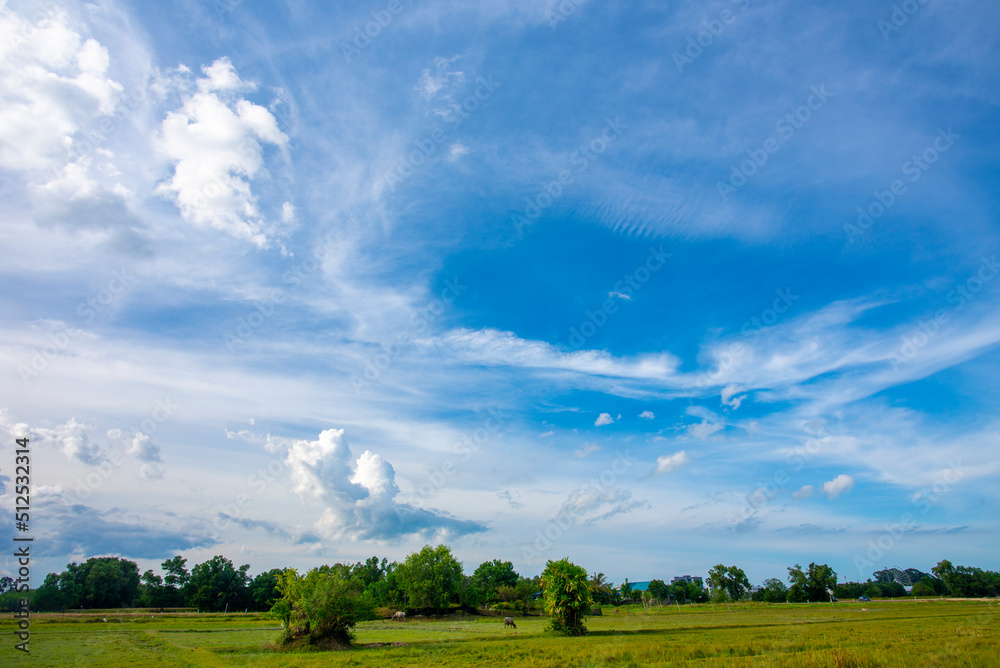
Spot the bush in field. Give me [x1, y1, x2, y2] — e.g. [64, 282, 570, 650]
[272, 566, 374, 646]
[541, 558, 592, 636]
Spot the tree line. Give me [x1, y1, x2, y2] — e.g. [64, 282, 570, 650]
[2, 549, 996, 643]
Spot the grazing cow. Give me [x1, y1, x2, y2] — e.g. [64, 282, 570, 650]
[392, 611, 406, 621]
[504, 616, 516, 629]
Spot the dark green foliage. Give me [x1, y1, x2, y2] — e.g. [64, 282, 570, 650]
[707, 564, 751, 601]
[786, 563, 837, 602]
[752, 578, 788, 603]
[249, 569, 283, 611]
[647, 579, 669, 600]
[472, 559, 520, 605]
[541, 557, 592, 636]
[273, 566, 374, 646]
[187, 555, 251, 612]
[29, 557, 140, 610]
[396, 544, 464, 612]
[668, 580, 707, 603]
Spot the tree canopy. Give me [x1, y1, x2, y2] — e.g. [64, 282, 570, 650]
[541, 558, 592, 636]
[395, 544, 464, 612]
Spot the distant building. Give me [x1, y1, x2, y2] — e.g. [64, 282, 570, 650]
[622, 580, 651, 592]
[671, 575, 703, 586]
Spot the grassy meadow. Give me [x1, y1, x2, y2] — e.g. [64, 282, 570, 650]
[1, 599, 997, 667]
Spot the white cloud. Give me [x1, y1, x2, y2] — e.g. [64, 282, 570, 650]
[556, 483, 647, 526]
[823, 474, 855, 499]
[155, 58, 289, 247]
[0, 9, 122, 171]
[115, 431, 164, 480]
[792, 484, 814, 499]
[574, 442, 600, 458]
[33, 417, 105, 466]
[278, 428, 484, 541]
[655, 450, 691, 475]
[447, 142, 469, 161]
[595, 412, 614, 426]
[687, 420, 723, 440]
[639, 410, 655, 420]
[721, 384, 746, 410]
[609, 291, 632, 301]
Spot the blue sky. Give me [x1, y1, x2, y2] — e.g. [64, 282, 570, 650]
[1, 0, 999, 587]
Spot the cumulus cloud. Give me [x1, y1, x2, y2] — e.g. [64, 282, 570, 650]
[655, 450, 691, 475]
[823, 474, 855, 499]
[609, 291, 632, 301]
[595, 412, 614, 426]
[156, 58, 289, 247]
[278, 428, 485, 541]
[687, 420, 723, 440]
[0, 9, 122, 171]
[574, 442, 600, 458]
[109, 430, 164, 480]
[639, 410, 655, 419]
[33, 417, 106, 465]
[792, 484, 814, 499]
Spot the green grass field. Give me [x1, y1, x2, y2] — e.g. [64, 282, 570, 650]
[2, 599, 997, 667]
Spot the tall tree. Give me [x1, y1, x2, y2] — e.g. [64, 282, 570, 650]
[161, 555, 190, 607]
[472, 559, 519, 605]
[187, 555, 250, 612]
[752, 578, 788, 603]
[707, 564, 751, 601]
[395, 545, 464, 612]
[249, 569, 284, 612]
[541, 558, 592, 636]
[787, 563, 837, 602]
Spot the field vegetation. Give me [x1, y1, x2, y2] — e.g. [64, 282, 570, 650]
[1, 598, 997, 667]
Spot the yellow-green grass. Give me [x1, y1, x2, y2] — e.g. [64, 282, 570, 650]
[1, 599, 997, 667]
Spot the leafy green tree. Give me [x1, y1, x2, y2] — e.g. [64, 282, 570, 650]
[880, 581, 907, 598]
[834, 582, 866, 599]
[541, 558, 592, 636]
[187, 555, 250, 612]
[31, 573, 65, 611]
[787, 563, 837, 602]
[707, 564, 751, 601]
[619, 581, 634, 603]
[647, 579, 669, 601]
[669, 580, 706, 604]
[249, 569, 283, 612]
[472, 559, 519, 605]
[161, 555, 190, 607]
[515, 576, 540, 613]
[139, 569, 169, 609]
[366, 564, 404, 607]
[588, 572, 614, 605]
[395, 544, 464, 612]
[458, 575, 482, 609]
[911, 578, 937, 596]
[752, 578, 788, 603]
[863, 583, 884, 598]
[350, 556, 388, 588]
[273, 566, 374, 645]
